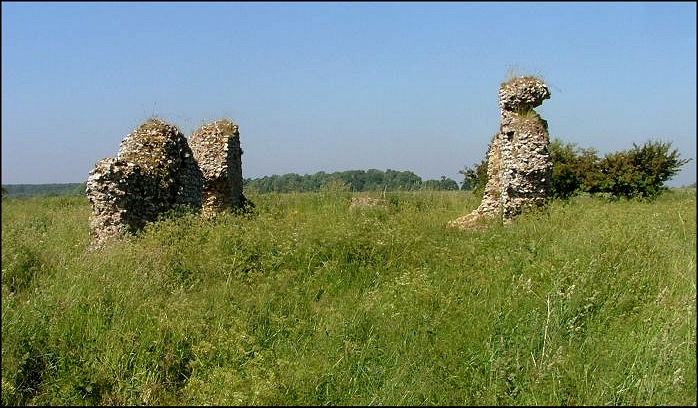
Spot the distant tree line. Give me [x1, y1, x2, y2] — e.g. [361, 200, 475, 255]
[0, 172, 460, 199]
[5, 139, 689, 200]
[459, 139, 692, 200]
[1, 183, 86, 199]
[243, 169, 459, 193]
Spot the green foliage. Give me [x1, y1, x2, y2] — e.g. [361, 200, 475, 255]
[462, 139, 690, 201]
[422, 176, 460, 191]
[458, 158, 489, 194]
[592, 141, 691, 199]
[244, 169, 454, 193]
[1, 183, 86, 199]
[457, 166, 477, 191]
[2, 170, 459, 201]
[2, 191, 695, 405]
[548, 139, 600, 199]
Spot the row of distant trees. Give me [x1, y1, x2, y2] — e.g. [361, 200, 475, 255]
[1, 173, 462, 198]
[243, 169, 459, 193]
[246, 139, 691, 199]
[3, 139, 689, 199]
[459, 139, 691, 200]
[1, 183, 86, 198]
[1, 171, 461, 199]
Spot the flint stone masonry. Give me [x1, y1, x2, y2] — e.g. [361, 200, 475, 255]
[189, 119, 246, 219]
[86, 118, 246, 246]
[349, 196, 388, 211]
[86, 158, 154, 244]
[116, 118, 203, 210]
[449, 76, 552, 230]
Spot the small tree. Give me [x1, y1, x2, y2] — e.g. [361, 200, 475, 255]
[458, 166, 477, 190]
[439, 176, 460, 191]
[458, 159, 488, 193]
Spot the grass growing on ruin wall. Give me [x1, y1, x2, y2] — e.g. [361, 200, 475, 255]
[1, 189, 696, 405]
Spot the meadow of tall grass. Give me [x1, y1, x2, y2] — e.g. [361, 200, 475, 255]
[1, 188, 696, 405]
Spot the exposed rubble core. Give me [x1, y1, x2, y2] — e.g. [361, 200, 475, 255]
[449, 76, 552, 230]
[86, 158, 151, 246]
[86, 118, 246, 247]
[189, 119, 246, 219]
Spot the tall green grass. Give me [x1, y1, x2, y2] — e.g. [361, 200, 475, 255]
[2, 189, 696, 405]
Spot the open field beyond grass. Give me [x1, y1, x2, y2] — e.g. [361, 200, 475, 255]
[2, 189, 696, 405]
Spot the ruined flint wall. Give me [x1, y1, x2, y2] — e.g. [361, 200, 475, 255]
[86, 158, 155, 245]
[116, 118, 203, 212]
[189, 119, 246, 218]
[86, 118, 245, 246]
[449, 76, 552, 229]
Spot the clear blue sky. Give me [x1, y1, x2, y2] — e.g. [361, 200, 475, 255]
[2, 1, 696, 186]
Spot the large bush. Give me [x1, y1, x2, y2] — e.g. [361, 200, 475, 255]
[591, 141, 690, 199]
[460, 139, 690, 200]
[548, 140, 600, 199]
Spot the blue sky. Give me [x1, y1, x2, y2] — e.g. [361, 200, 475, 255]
[2, 1, 696, 186]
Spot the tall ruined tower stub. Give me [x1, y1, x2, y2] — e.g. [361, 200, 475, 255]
[86, 117, 246, 247]
[189, 119, 247, 218]
[449, 76, 553, 229]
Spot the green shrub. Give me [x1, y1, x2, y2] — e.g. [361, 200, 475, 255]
[463, 139, 690, 201]
[548, 139, 600, 199]
[591, 141, 691, 199]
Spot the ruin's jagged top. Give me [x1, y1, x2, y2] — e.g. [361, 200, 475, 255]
[498, 76, 551, 112]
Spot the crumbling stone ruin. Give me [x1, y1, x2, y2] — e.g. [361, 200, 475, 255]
[115, 118, 203, 211]
[86, 118, 247, 247]
[449, 76, 553, 230]
[349, 196, 388, 211]
[189, 119, 247, 219]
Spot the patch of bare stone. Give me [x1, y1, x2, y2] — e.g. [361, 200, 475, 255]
[349, 196, 388, 211]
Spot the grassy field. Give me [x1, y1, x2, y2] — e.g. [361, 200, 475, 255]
[1, 188, 696, 405]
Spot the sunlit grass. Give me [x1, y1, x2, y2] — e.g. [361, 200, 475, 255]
[2, 189, 695, 405]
